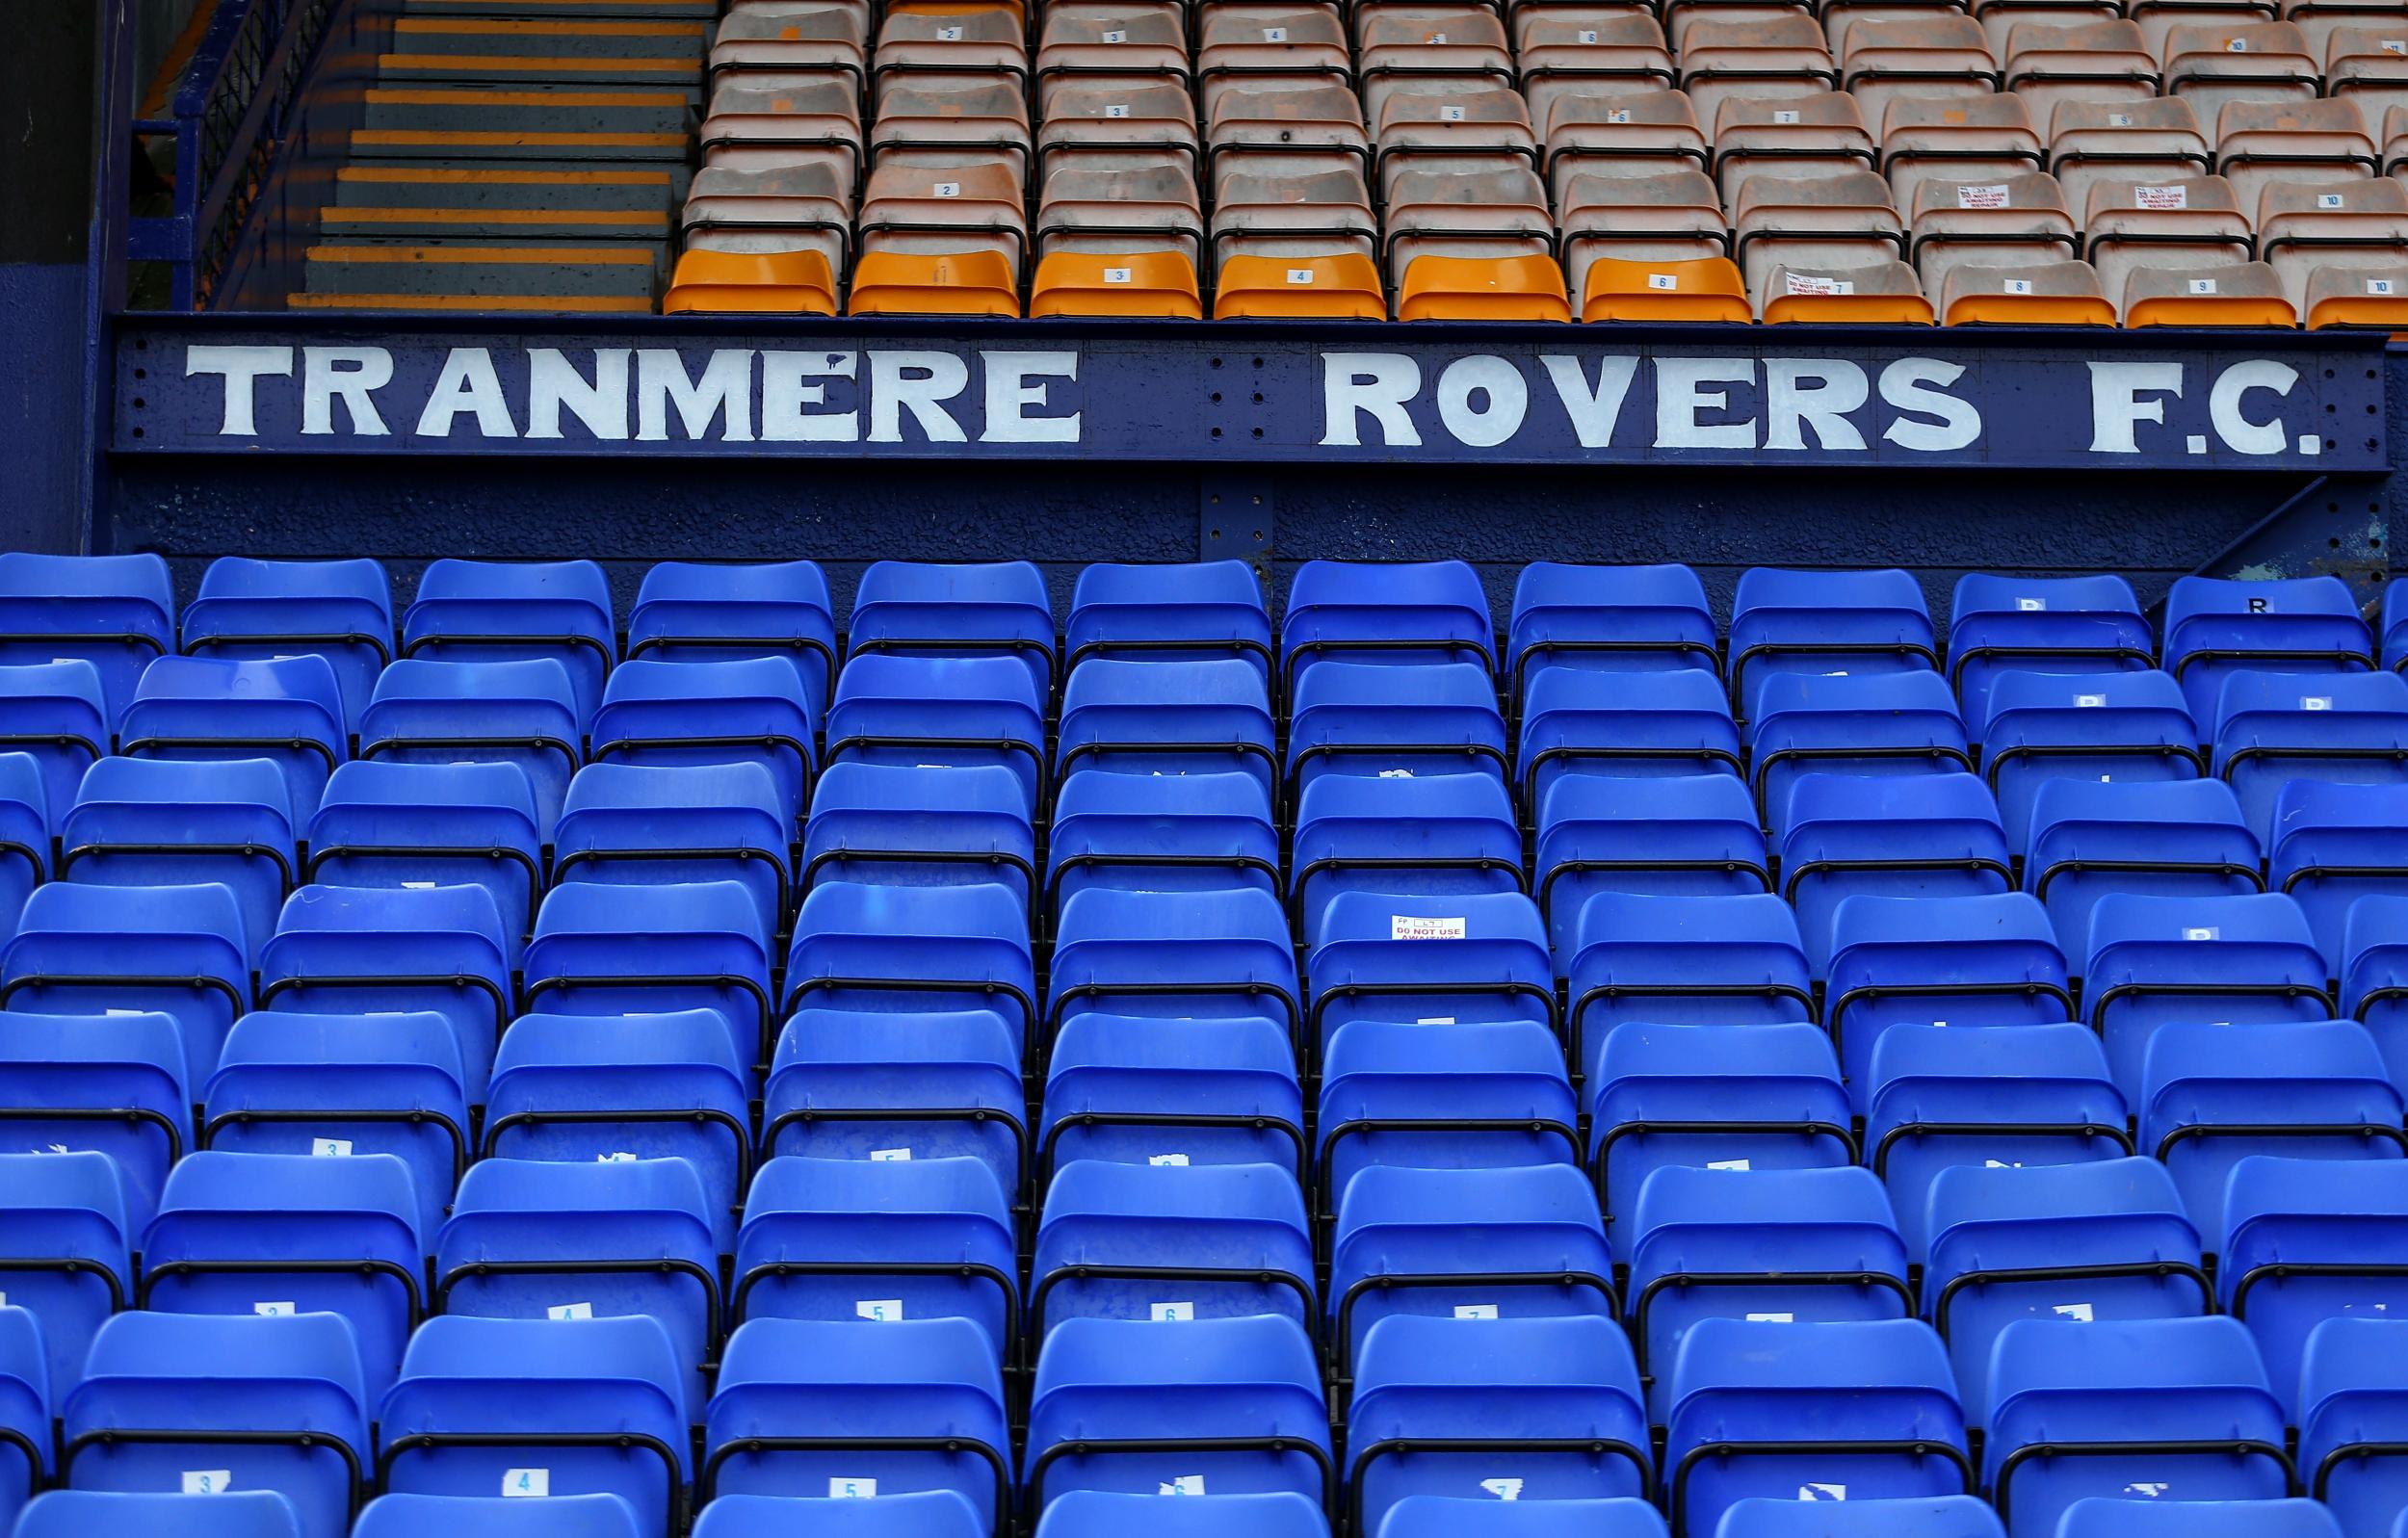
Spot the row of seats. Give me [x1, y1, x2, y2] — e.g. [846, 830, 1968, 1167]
[659, 0, 2408, 319]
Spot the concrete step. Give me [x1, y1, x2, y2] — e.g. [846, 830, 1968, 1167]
[380, 14, 706, 86]
[401, 0, 716, 19]
[351, 85, 694, 159]
[297, 238, 663, 311]
[320, 163, 679, 239]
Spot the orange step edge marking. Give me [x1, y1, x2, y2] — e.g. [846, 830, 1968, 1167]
[289, 293, 657, 311]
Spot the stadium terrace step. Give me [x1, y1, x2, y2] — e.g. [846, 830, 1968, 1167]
[351, 85, 694, 161]
[319, 165, 679, 241]
[378, 14, 708, 87]
[400, 0, 716, 16]
[292, 239, 662, 312]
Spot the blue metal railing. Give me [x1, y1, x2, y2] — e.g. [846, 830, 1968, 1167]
[129, 0, 339, 307]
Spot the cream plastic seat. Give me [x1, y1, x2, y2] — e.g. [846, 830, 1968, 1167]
[2083, 172, 2254, 300]
[2216, 97, 2380, 207]
[1212, 163, 1378, 260]
[1731, 167, 1909, 292]
[1975, 0, 2119, 59]
[1520, 14, 1678, 130]
[859, 157, 1029, 272]
[1037, 81, 1198, 182]
[2165, 20, 2321, 126]
[680, 161, 854, 276]
[1678, 15, 1839, 131]
[1843, 15, 2003, 126]
[2048, 95, 2212, 215]
[1206, 78, 1373, 187]
[1197, 5, 1352, 88]
[2257, 173, 2408, 308]
[2301, 255, 2408, 321]
[1558, 167, 1733, 292]
[1543, 89, 1710, 199]
[2328, 28, 2408, 136]
[1908, 168, 2079, 286]
[710, 1, 872, 99]
[1881, 91, 2043, 208]
[1036, 2, 1191, 96]
[1374, 83, 1539, 196]
[872, 8, 1029, 91]
[699, 76, 867, 186]
[1663, 0, 1815, 50]
[2286, 0, 2408, 59]
[2131, 0, 2280, 59]
[1758, 257, 1938, 317]
[1937, 255, 2117, 318]
[1384, 161, 1557, 290]
[1036, 161, 1204, 259]
[2004, 19, 2161, 126]
[1357, 8, 1518, 123]
[1714, 91, 1878, 204]
[2120, 255, 2298, 319]
[871, 78, 1034, 183]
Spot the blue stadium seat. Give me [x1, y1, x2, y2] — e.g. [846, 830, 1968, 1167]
[763, 1008, 1026, 1199]
[849, 560, 1056, 701]
[1042, 1015, 1303, 1178]
[435, 1158, 718, 1418]
[1984, 1316, 2290, 1538]
[1663, 1318, 1970, 1538]
[2087, 892, 2333, 1096]
[1507, 561, 1717, 695]
[1747, 674, 1972, 829]
[1922, 1158, 2207, 1428]
[140, 1150, 422, 1401]
[181, 558, 393, 732]
[2213, 669, 2408, 843]
[2388, 580, 2408, 673]
[2057, 1499, 2340, 1538]
[1286, 663, 1508, 805]
[2299, 1316, 2408, 1538]
[1378, 1497, 1666, 1538]
[0, 1012, 187, 1232]
[702, 1316, 1009, 1527]
[203, 1011, 469, 1241]
[3, 879, 249, 1087]
[0, 1152, 125, 1415]
[12, 1490, 302, 1538]
[63, 756, 294, 965]
[2344, 893, 2408, 1087]
[379, 1315, 688, 1538]
[1032, 1160, 1314, 1335]
[804, 763, 1035, 911]
[1346, 1315, 1649, 1535]
[119, 655, 346, 821]
[61, 1311, 369, 1538]
[1979, 669, 2201, 851]
[1728, 567, 1938, 720]
[1713, 1496, 2004, 1537]
[1293, 773, 1521, 941]
[1320, 1021, 1578, 1219]
[484, 1009, 750, 1253]
[1025, 1316, 1331, 1511]
[1281, 560, 1494, 694]
[1534, 774, 1770, 959]
[592, 658, 816, 829]
[1064, 560, 1272, 679]
[2272, 782, 2408, 978]
[259, 883, 510, 1103]
[403, 559, 615, 727]
[0, 552, 175, 728]
[531, 880, 772, 1070]
[0, 663, 109, 835]
[1566, 894, 1817, 1068]
[1328, 1164, 1613, 1386]
[1516, 668, 1741, 813]
[1823, 892, 2070, 1108]
[1049, 888, 1296, 1053]
[698, 1491, 983, 1538]
[1630, 1166, 1912, 1421]
[1949, 572, 2155, 735]
[303, 761, 542, 955]
[1057, 660, 1277, 807]
[2024, 778, 2264, 968]
[626, 559, 836, 722]
[1777, 775, 2017, 978]
[353, 1492, 642, 1538]
[2163, 574, 2374, 731]
[0, 755, 46, 936]
[1039, 1491, 1328, 1538]
[1045, 771, 1278, 919]
[826, 655, 1046, 815]
[2142, 1019, 2405, 1238]
[1863, 1022, 2130, 1259]
[361, 659, 583, 836]
[555, 762, 790, 939]
[1305, 892, 1555, 1057]
[1587, 1023, 1854, 1263]
[788, 882, 1033, 1056]
[733, 1156, 1017, 1355]
[2220, 1157, 2408, 1423]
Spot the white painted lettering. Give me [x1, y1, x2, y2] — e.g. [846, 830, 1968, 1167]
[760, 351, 859, 442]
[1655, 358, 1756, 449]
[868, 351, 970, 443]
[1878, 357, 1981, 452]
[1321, 352, 1422, 447]
[981, 350, 1081, 443]
[1763, 358, 1870, 452]
[1434, 355, 1529, 447]
[636, 348, 755, 442]
[526, 348, 630, 440]
[2088, 361, 2185, 454]
[187, 344, 293, 436]
[301, 347, 392, 436]
[414, 347, 517, 439]
[2209, 359, 2298, 456]
[1539, 354, 1638, 447]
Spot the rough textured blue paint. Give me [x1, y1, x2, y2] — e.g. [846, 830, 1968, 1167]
[0, 264, 95, 555]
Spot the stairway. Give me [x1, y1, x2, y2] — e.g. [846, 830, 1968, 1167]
[288, 0, 711, 312]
